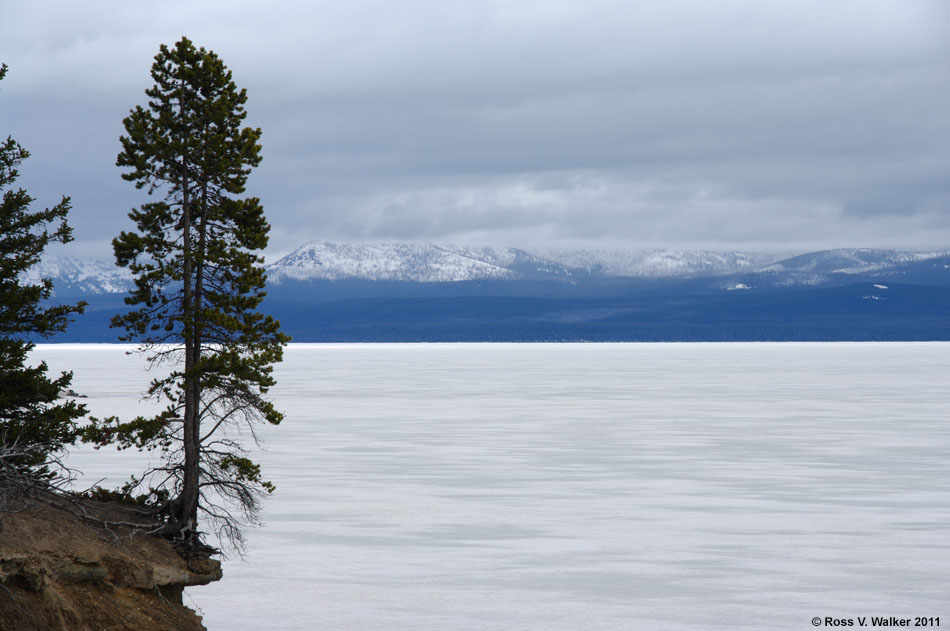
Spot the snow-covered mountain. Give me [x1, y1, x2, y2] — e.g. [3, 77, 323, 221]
[27, 244, 950, 293]
[758, 248, 940, 275]
[534, 248, 777, 278]
[264, 242, 518, 283]
[264, 242, 785, 283]
[748, 248, 948, 287]
[24, 244, 950, 344]
[22, 256, 133, 295]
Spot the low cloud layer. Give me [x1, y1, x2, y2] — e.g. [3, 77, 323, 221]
[3, 0, 948, 256]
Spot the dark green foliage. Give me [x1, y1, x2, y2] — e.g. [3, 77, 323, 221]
[77, 479, 170, 507]
[0, 63, 87, 483]
[81, 40, 289, 549]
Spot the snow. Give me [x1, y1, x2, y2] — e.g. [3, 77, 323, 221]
[531, 248, 777, 278]
[265, 242, 783, 283]
[23, 256, 132, 294]
[32, 244, 949, 289]
[264, 242, 517, 283]
[757, 248, 945, 276]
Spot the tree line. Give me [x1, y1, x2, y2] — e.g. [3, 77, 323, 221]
[0, 38, 288, 551]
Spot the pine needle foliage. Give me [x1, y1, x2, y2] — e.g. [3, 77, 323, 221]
[81, 39, 289, 550]
[0, 63, 87, 488]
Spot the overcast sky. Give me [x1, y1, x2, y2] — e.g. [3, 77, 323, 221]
[2, 0, 948, 258]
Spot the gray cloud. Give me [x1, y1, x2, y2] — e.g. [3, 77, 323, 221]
[2, 0, 948, 256]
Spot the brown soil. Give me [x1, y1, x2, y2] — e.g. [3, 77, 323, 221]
[0, 494, 221, 631]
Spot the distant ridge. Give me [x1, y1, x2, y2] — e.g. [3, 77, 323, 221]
[758, 249, 939, 275]
[263, 241, 783, 284]
[26, 244, 950, 343]
[22, 256, 132, 295]
[29, 243, 950, 295]
[264, 243, 950, 285]
[264, 242, 517, 283]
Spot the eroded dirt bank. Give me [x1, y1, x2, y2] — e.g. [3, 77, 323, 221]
[0, 496, 221, 631]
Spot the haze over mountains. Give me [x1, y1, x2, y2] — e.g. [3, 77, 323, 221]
[29, 243, 950, 342]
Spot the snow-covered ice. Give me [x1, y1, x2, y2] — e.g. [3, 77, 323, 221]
[33, 343, 950, 630]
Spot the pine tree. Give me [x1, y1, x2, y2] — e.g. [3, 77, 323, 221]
[0, 63, 87, 489]
[82, 39, 289, 549]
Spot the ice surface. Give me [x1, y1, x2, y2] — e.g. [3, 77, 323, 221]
[32, 343, 950, 630]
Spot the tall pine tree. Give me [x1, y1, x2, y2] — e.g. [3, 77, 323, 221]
[82, 39, 289, 548]
[0, 63, 87, 489]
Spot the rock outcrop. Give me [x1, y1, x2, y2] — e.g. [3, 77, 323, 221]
[0, 496, 221, 631]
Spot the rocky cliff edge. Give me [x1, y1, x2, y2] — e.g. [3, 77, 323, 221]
[0, 496, 221, 631]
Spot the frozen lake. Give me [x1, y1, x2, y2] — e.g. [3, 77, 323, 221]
[32, 343, 950, 630]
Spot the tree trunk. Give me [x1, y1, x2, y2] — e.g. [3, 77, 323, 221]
[187, 181, 210, 535]
[175, 83, 201, 543]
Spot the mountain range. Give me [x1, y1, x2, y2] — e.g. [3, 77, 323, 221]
[264, 242, 784, 283]
[29, 242, 950, 293]
[28, 242, 950, 342]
